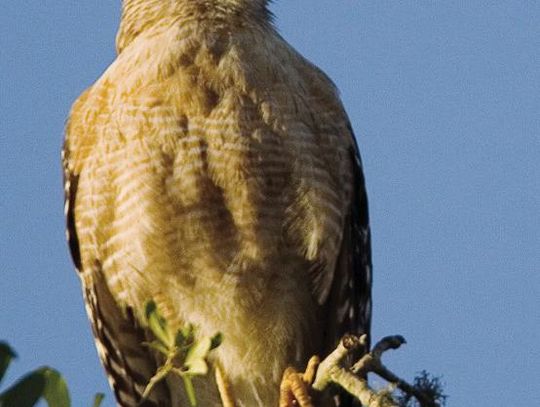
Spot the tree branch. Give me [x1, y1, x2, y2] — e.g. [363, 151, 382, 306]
[312, 335, 441, 407]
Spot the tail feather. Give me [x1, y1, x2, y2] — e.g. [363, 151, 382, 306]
[83, 264, 170, 407]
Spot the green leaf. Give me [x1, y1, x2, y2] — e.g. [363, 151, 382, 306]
[185, 359, 208, 376]
[210, 333, 223, 350]
[185, 338, 211, 365]
[184, 337, 212, 376]
[0, 370, 46, 407]
[92, 393, 105, 407]
[0, 367, 70, 407]
[40, 367, 70, 407]
[0, 342, 17, 385]
[145, 301, 173, 348]
[175, 328, 191, 348]
[179, 325, 194, 345]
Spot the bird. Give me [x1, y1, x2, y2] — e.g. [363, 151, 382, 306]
[63, 1, 372, 406]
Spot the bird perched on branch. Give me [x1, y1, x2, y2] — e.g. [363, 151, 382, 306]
[63, 1, 372, 406]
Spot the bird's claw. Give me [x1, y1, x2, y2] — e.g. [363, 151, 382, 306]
[279, 356, 320, 407]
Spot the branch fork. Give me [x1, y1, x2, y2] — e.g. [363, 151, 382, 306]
[308, 334, 440, 407]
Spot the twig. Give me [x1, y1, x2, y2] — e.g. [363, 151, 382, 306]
[313, 335, 398, 407]
[352, 336, 438, 407]
[312, 335, 440, 407]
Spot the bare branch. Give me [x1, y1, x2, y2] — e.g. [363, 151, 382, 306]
[311, 335, 440, 407]
[312, 335, 398, 407]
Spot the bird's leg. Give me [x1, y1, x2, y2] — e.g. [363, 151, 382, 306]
[215, 363, 237, 407]
[279, 356, 320, 407]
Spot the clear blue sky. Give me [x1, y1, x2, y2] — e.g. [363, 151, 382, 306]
[1, 1, 538, 406]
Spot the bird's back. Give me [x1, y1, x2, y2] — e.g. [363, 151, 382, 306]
[65, 7, 364, 407]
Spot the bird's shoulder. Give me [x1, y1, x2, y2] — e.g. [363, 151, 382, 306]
[65, 19, 352, 175]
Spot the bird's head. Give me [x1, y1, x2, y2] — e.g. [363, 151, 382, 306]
[117, 0, 271, 53]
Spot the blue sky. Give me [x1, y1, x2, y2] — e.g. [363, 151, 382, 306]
[1, 1, 538, 406]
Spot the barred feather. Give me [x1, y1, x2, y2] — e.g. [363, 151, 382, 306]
[64, 2, 371, 406]
[83, 266, 170, 407]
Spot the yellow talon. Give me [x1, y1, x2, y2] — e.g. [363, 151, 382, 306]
[279, 356, 321, 407]
[215, 364, 236, 407]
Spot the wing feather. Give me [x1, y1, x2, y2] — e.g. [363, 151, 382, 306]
[63, 146, 170, 407]
[322, 127, 372, 407]
[320, 124, 372, 347]
[347, 128, 373, 346]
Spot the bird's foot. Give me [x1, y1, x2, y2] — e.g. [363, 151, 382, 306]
[279, 356, 320, 407]
[215, 364, 236, 407]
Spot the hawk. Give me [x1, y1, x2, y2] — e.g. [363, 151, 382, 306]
[63, 1, 372, 406]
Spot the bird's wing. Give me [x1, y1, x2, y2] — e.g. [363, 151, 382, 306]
[293, 58, 372, 352]
[324, 125, 372, 352]
[321, 126, 372, 407]
[63, 140, 171, 407]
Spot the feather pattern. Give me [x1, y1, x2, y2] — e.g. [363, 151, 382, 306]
[64, 2, 371, 406]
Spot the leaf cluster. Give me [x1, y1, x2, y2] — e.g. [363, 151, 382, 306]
[143, 301, 222, 406]
[0, 342, 103, 407]
[0, 301, 221, 407]
[396, 370, 447, 407]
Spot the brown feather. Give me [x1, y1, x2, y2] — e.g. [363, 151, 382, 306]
[64, 2, 371, 406]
